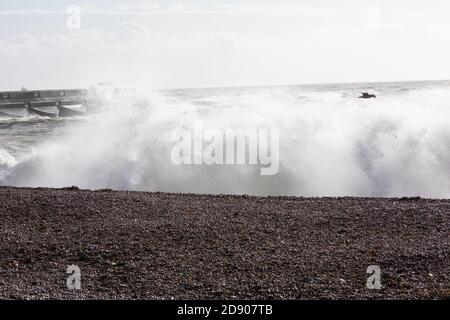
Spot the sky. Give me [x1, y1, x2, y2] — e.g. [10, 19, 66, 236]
[0, 0, 449, 90]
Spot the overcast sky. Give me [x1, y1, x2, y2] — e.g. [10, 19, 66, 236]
[1, 0, 449, 90]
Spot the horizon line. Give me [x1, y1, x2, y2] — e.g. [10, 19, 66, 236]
[2, 78, 449, 93]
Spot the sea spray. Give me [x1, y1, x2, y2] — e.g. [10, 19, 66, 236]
[1, 82, 450, 198]
[0, 149, 17, 181]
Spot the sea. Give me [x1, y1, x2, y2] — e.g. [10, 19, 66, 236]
[1, 80, 450, 198]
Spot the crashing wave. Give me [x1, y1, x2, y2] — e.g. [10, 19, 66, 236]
[2, 82, 450, 198]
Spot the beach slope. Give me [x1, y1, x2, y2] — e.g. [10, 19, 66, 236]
[0, 187, 448, 299]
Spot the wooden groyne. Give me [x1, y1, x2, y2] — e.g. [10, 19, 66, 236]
[0, 89, 88, 117]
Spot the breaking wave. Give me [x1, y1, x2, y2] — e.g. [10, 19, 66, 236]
[0, 149, 16, 181]
[2, 82, 450, 198]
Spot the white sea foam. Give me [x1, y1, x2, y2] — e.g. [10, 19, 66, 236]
[2, 82, 450, 198]
[0, 148, 17, 180]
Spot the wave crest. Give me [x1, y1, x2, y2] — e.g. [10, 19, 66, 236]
[2, 84, 450, 198]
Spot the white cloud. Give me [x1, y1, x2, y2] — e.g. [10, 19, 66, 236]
[0, 1, 449, 89]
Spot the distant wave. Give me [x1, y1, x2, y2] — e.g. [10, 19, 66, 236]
[2, 83, 450, 198]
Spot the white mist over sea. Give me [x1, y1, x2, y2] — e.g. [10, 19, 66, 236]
[1, 81, 450, 198]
